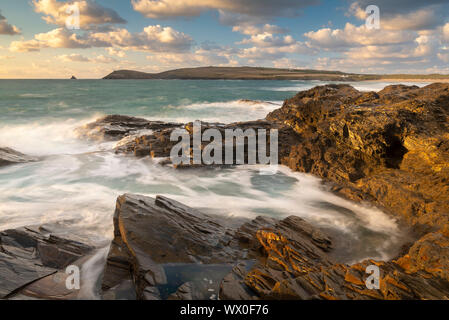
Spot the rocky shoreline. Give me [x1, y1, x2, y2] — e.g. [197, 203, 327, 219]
[1, 83, 448, 300]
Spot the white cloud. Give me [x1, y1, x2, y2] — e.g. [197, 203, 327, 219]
[304, 23, 415, 49]
[33, 0, 126, 29]
[10, 28, 92, 52]
[107, 47, 126, 58]
[58, 53, 90, 62]
[90, 25, 193, 53]
[10, 25, 193, 53]
[232, 23, 288, 36]
[58, 53, 117, 63]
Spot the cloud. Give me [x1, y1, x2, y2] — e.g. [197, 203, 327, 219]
[10, 28, 92, 52]
[58, 53, 117, 63]
[304, 23, 415, 49]
[10, 25, 193, 53]
[58, 53, 90, 62]
[131, 0, 319, 19]
[233, 23, 288, 36]
[93, 54, 117, 63]
[348, 1, 449, 31]
[0, 12, 21, 35]
[33, 0, 126, 29]
[107, 47, 126, 57]
[89, 25, 193, 52]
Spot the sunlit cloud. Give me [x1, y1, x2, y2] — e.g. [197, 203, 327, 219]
[33, 0, 126, 29]
[0, 12, 21, 35]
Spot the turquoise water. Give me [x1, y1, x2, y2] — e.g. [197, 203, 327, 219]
[0, 79, 419, 266]
[0, 79, 294, 123]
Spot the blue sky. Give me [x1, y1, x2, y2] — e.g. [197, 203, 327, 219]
[0, 0, 448, 78]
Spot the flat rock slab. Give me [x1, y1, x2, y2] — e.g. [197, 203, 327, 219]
[0, 226, 94, 299]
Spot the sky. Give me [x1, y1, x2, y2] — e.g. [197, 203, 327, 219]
[0, 0, 448, 78]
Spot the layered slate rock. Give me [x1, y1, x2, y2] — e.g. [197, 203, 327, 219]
[0, 147, 38, 167]
[102, 194, 449, 300]
[0, 226, 94, 299]
[101, 194, 247, 300]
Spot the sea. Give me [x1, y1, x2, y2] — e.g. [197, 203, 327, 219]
[0, 79, 429, 298]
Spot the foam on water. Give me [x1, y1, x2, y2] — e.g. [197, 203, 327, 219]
[0, 115, 105, 156]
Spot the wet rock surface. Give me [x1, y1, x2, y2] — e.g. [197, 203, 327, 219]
[0, 147, 38, 167]
[75, 114, 182, 141]
[0, 226, 94, 299]
[79, 115, 299, 166]
[102, 194, 449, 300]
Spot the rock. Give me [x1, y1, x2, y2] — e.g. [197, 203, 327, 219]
[267, 83, 449, 231]
[70, 76, 77, 80]
[0, 147, 38, 167]
[102, 194, 449, 300]
[0, 226, 94, 299]
[75, 115, 181, 141]
[108, 119, 299, 167]
[101, 194, 246, 299]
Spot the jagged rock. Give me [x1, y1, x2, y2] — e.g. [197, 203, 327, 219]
[101, 194, 246, 300]
[0, 226, 94, 299]
[75, 115, 181, 141]
[0, 147, 38, 167]
[228, 228, 449, 300]
[111, 119, 299, 167]
[267, 83, 449, 231]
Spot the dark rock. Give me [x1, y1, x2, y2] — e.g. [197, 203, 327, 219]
[101, 194, 247, 299]
[102, 194, 449, 300]
[0, 226, 94, 299]
[0, 147, 38, 167]
[76, 115, 182, 141]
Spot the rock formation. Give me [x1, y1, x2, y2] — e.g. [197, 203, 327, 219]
[101, 194, 449, 300]
[267, 83, 449, 232]
[75, 114, 181, 142]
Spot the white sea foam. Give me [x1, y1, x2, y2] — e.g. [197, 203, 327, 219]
[144, 100, 282, 123]
[0, 115, 105, 156]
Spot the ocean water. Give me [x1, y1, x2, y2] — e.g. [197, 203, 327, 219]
[0, 79, 426, 271]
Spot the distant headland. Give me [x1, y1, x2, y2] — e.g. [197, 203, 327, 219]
[102, 66, 449, 82]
